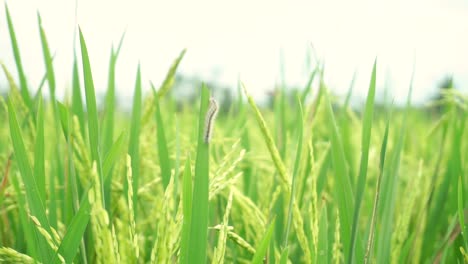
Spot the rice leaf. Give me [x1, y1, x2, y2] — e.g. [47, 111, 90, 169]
[8, 97, 54, 262]
[78, 28, 104, 204]
[34, 97, 46, 203]
[5, 3, 32, 108]
[300, 67, 317, 105]
[323, 85, 354, 261]
[251, 220, 276, 264]
[101, 48, 117, 155]
[343, 71, 357, 110]
[71, 56, 86, 136]
[279, 247, 289, 264]
[57, 102, 70, 139]
[102, 131, 127, 178]
[151, 83, 171, 189]
[187, 84, 210, 264]
[349, 59, 376, 263]
[37, 13, 56, 102]
[102, 32, 125, 156]
[376, 66, 414, 262]
[284, 96, 304, 248]
[365, 116, 390, 264]
[54, 192, 91, 264]
[180, 154, 193, 264]
[10, 165, 39, 260]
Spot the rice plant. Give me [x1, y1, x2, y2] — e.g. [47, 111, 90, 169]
[0, 4, 467, 264]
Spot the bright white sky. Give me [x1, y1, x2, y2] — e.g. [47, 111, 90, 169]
[1, 0, 467, 106]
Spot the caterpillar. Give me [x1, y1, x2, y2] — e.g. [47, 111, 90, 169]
[204, 97, 219, 144]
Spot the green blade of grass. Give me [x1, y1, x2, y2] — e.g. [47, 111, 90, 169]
[101, 47, 117, 155]
[279, 246, 289, 264]
[71, 55, 86, 136]
[102, 32, 125, 155]
[349, 59, 377, 263]
[310, 65, 325, 121]
[34, 97, 46, 203]
[180, 154, 193, 264]
[343, 71, 357, 110]
[251, 220, 276, 264]
[61, 87, 89, 263]
[57, 101, 75, 225]
[11, 164, 39, 260]
[101, 41, 123, 210]
[279, 97, 305, 263]
[57, 102, 70, 139]
[127, 64, 142, 216]
[431, 215, 459, 263]
[339, 72, 358, 189]
[422, 120, 456, 258]
[114, 31, 126, 58]
[5, 3, 32, 107]
[102, 128, 126, 219]
[151, 83, 171, 189]
[102, 131, 127, 178]
[376, 67, 414, 263]
[79, 28, 104, 205]
[187, 84, 210, 264]
[364, 114, 390, 264]
[8, 97, 54, 262]
[37, 13, 56, 102]
[54, 192, 91, 264]
[102, 130, 126, 221]
[157, 49, 186, 98]
[8, 98, 48, 227]
[38, 14, 64, 228]
[323, 85, 354, 261]
[283, 97, 304, 248]
[34, 69, 48, 104]
[79, 27, 100, 163]
[300, 67, 317, 106]
[100, 34, 124, 211]
[420, 114, 450, 259]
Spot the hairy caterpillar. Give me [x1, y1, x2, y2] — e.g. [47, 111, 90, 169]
[204, 98, 219, 144]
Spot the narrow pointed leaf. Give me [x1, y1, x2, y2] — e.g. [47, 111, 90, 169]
[252, 220, 276, 264]
[187, 85, 210, 264]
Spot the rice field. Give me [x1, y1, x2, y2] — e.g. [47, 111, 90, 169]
[1, 4, 468, 264]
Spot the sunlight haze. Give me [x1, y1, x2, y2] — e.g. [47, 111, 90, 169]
[1, 0, 467, 106]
